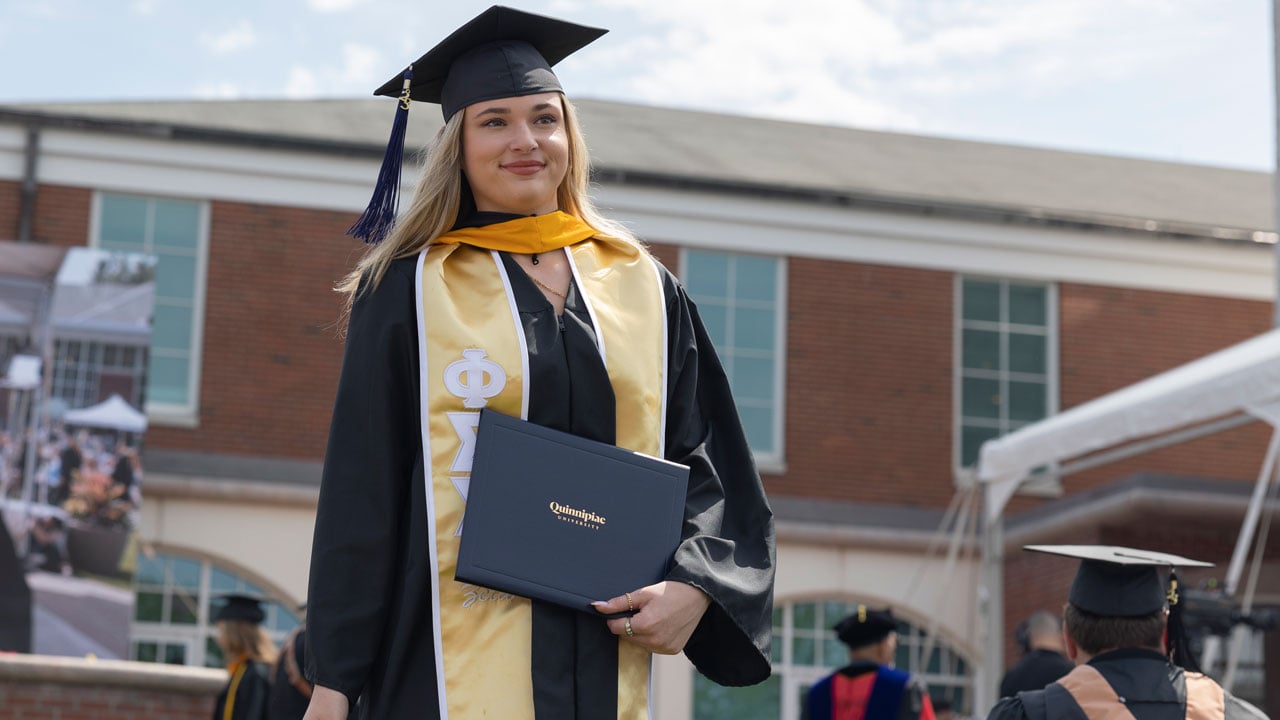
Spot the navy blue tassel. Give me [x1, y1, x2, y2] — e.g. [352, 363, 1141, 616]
[1166, 571, 1201, 672]
[348, 67, 413, 244]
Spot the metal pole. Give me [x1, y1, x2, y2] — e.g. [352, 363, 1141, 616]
[1274, 0, 1280, 327]
[975, 487, 1003, 716]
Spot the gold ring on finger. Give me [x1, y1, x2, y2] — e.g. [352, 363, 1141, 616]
[625, 592, 635, 612]
[624, 617, 634, 637]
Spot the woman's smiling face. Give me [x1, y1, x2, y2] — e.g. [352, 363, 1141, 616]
[461, 91, 569, 216]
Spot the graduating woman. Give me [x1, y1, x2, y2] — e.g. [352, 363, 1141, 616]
[304, 6, 775, 719]
[213, 594, 275, 720]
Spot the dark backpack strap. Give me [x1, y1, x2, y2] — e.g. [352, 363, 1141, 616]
[1017, 684, 1090, 720]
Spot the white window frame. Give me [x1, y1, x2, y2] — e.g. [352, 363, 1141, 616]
[89, 191, 210, 427]
[678, 248, 788, 472]
[952, 276, 1059, 492]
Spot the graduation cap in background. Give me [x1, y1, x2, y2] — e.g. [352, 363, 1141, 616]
[348, 5, 608, 245]
[1025, 545, 1213, 671]
[212, 592, 267, 625]
[834, 605, 898, 650]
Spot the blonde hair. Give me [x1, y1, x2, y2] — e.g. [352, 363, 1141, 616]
[337, 95, 641, 308]
[217, 620, 278, 664]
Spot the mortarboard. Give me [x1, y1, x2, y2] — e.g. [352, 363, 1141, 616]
[349, 6, 607, 245]
[212, 592, 267, 624]
[834, 605, 897, 650]
[1025, 545, 1213, 670]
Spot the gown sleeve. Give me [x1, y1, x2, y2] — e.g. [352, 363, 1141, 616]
[304, 261, 420, 707]
[659, 269, 777, 687]
[985, 696, 1032, 720]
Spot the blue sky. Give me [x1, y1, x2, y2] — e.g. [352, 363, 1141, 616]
[0, 0, 1272, 170]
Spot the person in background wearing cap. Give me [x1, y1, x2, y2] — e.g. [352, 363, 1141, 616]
[987, 546, 1267, 720]
[805, 606, 937, 720]
[998, 610, 1074, 698]
[213, 594, 276, 720]
[303, 6, 775, 720]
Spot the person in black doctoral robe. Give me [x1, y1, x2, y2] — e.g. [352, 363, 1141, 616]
[212, 594, 275, 720]
[303, 6, 775, 720]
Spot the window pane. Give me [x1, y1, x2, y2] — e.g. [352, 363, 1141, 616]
[136, 554, 164, 585]
[134, 641, 158, 663]
[151, 303, 194, 352]
[734, 307, 775, 351]
[824, 633, 848, 666]
[154, 252, 197, 300]
[793, 603, 817, 630]
[153, 200, 200, 251]
[135, 591, 163, 622]
[697, 304, 728, 348]
[693, 673, 781, 720]
[1009, 284, 1047, 325]
[735, 256, 776, 302]
[271, 604, 301, 634]
[733, 357, 774, 402]
[170, 589, 199, 625]
[961, 424, 1001, 467]
[100, 195, 148, 247]
[962, 329, 1000, 371]
[170, 557, 200, 589]
[163, 643, 187, 665]
[1009, 333, 1046, 375]
[961, 377, 1000, 419]
[792, 635, 816, 666]
[206, 636, 224, 668]
[1009, 381, 1047, 422]
[738, 406, 774, 455]
[147, 355, 191, 405]
[210, 567, 238, 593]
[962, 281, 1000, 322]
[685, 251, 729, 299]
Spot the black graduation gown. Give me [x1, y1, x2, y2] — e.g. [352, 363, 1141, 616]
[986, 649, 1267, 720]
[214, 660, 272, 720]
[269, 628, 310, 720]
[306, 248, 776, 719]
[999, 649, 1074, 698]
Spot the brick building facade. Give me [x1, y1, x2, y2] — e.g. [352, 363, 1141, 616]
[1, 98, 1277, 718]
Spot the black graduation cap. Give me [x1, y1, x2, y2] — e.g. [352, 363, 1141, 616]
[212, 592, 266, 624]
[374, 5, 607, 120]
[348, 6, 607, 244]
[834, 605, 897, 649]
[1025, 545, 1213, 670]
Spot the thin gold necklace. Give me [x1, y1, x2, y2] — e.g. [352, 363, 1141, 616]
[530, 273, 568, 300]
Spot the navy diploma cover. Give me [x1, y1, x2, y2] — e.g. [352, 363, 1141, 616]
[456, 409, 690, 613]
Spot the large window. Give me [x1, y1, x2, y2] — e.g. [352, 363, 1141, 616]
[956, 278, 1056, 469]
[681, 250, 786, 468]
[132, 551, 300, 668]
[93, 193, 208, 422]
[50, 339, 148, 410]
[693, 599, 972, 720]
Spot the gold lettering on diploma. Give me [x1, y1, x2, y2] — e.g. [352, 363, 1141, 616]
[549, 501, 607, 530]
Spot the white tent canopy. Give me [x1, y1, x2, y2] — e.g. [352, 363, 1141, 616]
[62, 394, 148, 433]
[978, 326, 1280, 522]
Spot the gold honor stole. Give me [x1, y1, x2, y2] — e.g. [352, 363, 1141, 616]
[414, 235, 668, 719]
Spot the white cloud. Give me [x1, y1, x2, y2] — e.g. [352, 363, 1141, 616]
[339, 43, 382, 85]
[286, 66, 321, 99]
[555, 0, 1234, 135]
[130, 0, 161, 15]
[308, 0, 370, 12]
[200, 20, 257, 55]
